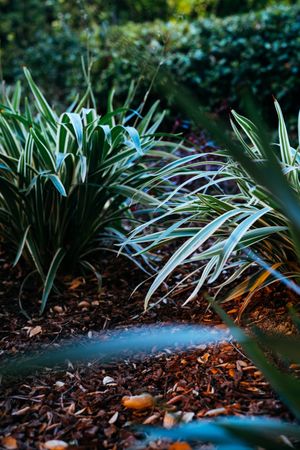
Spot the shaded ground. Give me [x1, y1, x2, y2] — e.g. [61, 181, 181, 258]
[0, 250, 297, 449]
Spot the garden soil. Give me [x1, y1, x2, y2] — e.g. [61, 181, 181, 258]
[0, 249, 297, 449]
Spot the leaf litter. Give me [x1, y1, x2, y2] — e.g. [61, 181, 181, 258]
[0, 250, 297, 449]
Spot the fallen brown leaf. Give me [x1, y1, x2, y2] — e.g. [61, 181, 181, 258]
[167, 394, 184, 405]
[78, 300, 90, 309]
[66, 402, 75, 414]
[28, 326, 42, 338]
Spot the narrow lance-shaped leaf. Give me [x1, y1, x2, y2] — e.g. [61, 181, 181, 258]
[62, 112, 83, 150]
[23, 67, 57, 125]
[209, 207, 270, 283]
[46, 174, 67, 197]
[13, 225, 31, 267]
[144, 208, 246, 309]
[274, 99, 298, 187]
[40, 248, 66, 314]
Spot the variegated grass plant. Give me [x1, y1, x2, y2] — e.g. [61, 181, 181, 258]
[0, 69, 179, 314]
[127, 100, 300, 315]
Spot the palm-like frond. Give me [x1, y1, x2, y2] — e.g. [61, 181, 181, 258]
[127, 100, 300, 310]
[0, 70, 179, 313]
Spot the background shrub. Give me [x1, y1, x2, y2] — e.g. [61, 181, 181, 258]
[168, 0, 297, 17]
[1, 3, 299, 125]
[0, 0, 85, 104]
[93, 4, 300, 126]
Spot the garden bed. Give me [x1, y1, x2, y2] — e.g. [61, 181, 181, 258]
[0, 250, 296, 450]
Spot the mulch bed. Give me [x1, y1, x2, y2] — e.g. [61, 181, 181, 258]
[0, 249, 297, 449]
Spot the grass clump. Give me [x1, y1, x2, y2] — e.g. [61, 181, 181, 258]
[0, 69, 178, 313]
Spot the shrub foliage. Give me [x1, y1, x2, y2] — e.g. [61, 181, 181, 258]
[95, 5, 300, 124]
[1, 4, 299, 123]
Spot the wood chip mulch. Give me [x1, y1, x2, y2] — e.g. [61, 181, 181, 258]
[0, 249, 297, 450]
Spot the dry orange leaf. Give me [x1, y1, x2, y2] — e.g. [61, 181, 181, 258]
[198, 352, 210, 364]
[122, 393, 154, 410]
[228, 368, 235, 378]
[69, 277, 85, 290]
[2, 436, 18, 449]
[169, 442, 192, 450]
[290, 363, 300, 369]
[163, 412, 178, 429]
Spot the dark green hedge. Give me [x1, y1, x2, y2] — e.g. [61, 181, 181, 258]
[1, 3, 299, 124]
[93, 4, 300, 123]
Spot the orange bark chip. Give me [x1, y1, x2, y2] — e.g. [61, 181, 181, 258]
[122, 393, 155, 410]
[228, 368, 236, 378]
[169, 442, 192, 450]
[2, 436, 18, 449]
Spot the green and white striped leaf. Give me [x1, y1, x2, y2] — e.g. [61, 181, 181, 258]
[40, 248, 66, 314]
[144, 208, 245, 308]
